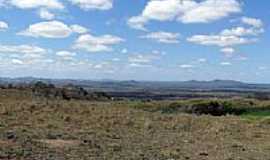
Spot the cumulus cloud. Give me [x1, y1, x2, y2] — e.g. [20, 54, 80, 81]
[127, 16, 148, 31]
[56, 50, 77, 61]
[11, 59, 24, 65]
[5, 0, 64, 10]
[187, 19, 264, 55]
[220, 47, 235, 56]
[39, 8, 55, 20]
[111, 58, 120, 62]
[18, 21, 72, 38]
[187, 15, 264, 56]
[140, 31, 180, 44]
[220, 62, 232, 66]
[0, 44, 47, 55]
[188, 26, 264, 47]
[68, 0, 113, 11]
[179, 64, 194, 69]
[70, 24, 88, 34]
[0, 1, 64, 21]
[128, 0, 241, 30]
[129, 63, 153, 68]
[128, 51, 162, 64]
[0, 44, 48, 65]
[241, 17, 263, 28]
[128, 55, 154, 63]
[18, 21, 88, 38]
[187, 34, 253, 47]
[197, 58, 207, 63]
[73, 34, 124, 52]
[56, 50, 76, 57]
[0, 21, 8, 31]
[179, 0, 241, 23]
[221, 26, 264, 37]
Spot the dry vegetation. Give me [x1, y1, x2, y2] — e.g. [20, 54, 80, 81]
[0, 89, 270, 160]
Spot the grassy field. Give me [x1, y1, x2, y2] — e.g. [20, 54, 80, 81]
[0, 89, 270, 160]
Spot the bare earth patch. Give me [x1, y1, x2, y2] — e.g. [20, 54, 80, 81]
[39, 139, 81, 148]
[0, 140, 16, 147]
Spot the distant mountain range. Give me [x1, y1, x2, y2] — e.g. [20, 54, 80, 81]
[1, 77, 270, 92]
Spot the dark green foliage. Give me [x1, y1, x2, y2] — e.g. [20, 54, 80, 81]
[132, 100, 259, 116]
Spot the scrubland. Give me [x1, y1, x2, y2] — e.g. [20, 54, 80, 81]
[0, 89, 270, 160]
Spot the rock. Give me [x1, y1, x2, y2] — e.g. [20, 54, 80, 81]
[199, 152, 209, 156]
[6, 131, 16, 140]
[110, 143, 122, 152]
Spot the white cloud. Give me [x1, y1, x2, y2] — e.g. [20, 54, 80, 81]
[179, 0, 241, 23]
[73, 34, 124, 52]
[70, 24, 88, 34]
[1, 1, 63, 21]
[128, 52, 162, 64]
[187, 18, 265, 57]
[221, 27, 264, 37]
[140, 31, 180, 44]
[93, 62, 113, 70]
[220, 62, 232, 66]
[197, 58, 207, 63]
[39, 8, 55, 20]
[242, 17, 263, 28]
[18, 21, 72, 38]
[187, 34, 253, 47]
[127, 16, 148, 31]
[129, 55, 153, 63]
[68, 0, 113, 11]
[56, 51, 76, 57]
[187, 22, 264, 54]
[0, 21, 8, 31]
[18, 21, 88, 38]
[142, 0, 184, 21]
[0, 44, 48, 66]
[179, 64, 194, 69]
[220, 47, 235, 55]
[128, 0, 241, 30]
[112, 58, 120, 62]
[129, 63, 153, 68]
[11, 59, 24, 65]
[0, 44, 47, 55]
[56, 50, 77, 61]
[7, 0, 64, 10]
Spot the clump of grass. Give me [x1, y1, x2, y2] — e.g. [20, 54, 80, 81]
[241, 110, 270, 120]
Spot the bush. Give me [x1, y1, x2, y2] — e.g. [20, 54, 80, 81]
[160, 100, 247, 116]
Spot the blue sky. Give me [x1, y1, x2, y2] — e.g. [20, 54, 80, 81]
[0, 0, 269, 82]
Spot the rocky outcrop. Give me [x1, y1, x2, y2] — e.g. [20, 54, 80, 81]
[31, 81, 110, 101]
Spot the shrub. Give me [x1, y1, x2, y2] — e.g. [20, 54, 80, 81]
[160, 100, 247, 116]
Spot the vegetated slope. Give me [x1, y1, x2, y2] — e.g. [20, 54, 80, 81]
[2, 78, 270, 101]
[0, 81, 111, 101]
[1, 77, 270, 92]
[0, 89, 270, 160]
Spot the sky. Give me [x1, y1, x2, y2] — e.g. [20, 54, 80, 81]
[0, 0, 269, 83]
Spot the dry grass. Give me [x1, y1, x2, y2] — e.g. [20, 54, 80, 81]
[0, 89, 270, 160]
